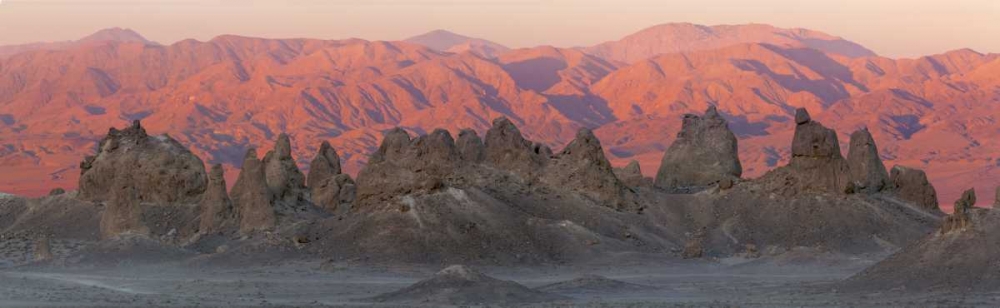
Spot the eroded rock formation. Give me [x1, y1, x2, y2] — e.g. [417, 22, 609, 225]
[888, 165, 940, 212]
[941, 188, 976, 233]
[787, 108, 851, 193]
[483, 117, 549, 178]
[614, 161, 652, 187]
[655, 106, 742, 189]
[540, 128, 641, 212]
[306, 141, 342, 189]
[79, 120, 207, 203]
[995, 186, 999, 208]
[100, 172, 150, 239]
[456, 129, 485, 163]
[198, 164, 233, 233]
[230, 149, 275, 234]
[846, 128, 889, 193]
[355, 128, 460, 210]
[263, 134, 307, 202]
[308, 142, 355, 212]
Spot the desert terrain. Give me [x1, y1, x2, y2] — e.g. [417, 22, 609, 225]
[1, 23, 998, 207]
[2, 22, 1000, 307]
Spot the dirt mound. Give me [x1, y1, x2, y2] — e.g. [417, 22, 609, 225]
[369, 265, 567, 305]
[537, 274, 656, 293]
[843, 202, 999, 292]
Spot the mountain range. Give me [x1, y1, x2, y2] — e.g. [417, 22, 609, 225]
[1, 23, 997, 207]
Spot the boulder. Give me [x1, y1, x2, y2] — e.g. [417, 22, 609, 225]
[306, 141, 342, 189]
[100, 172, 150, 239]
[198, 164, 233, 233]
[541, 128, 641, 212]
[846, 128, 889, 193]
[941, 188, 976, 233]
[655, 106, 742, 189]
[456, 129, 484, 163]
[483, 117, 548, 178]
[263, 134, 307, 202]
[48, 188, 66, 196]
[787, 108, 851, 193]
[230, 149, 275, 234]
[614, 160, 652, 187]
[888, 165, 940, 212]
[79, 120, 207, 203]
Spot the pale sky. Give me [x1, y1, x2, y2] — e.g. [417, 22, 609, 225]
[0, 0, 997, 58]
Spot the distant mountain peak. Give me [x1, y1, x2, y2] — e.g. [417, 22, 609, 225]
[404, 29, 510, 58]
[584, 22, 876, 63]
[79, 27, 152, 44]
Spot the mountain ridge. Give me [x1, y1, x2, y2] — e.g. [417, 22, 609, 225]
[0, 24, 998, 207]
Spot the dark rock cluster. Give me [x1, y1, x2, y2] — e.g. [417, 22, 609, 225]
[941, 188, 976, 234]
[308, 142, 355, 212]
[888, 165, 940, 212]
[846, 128, 889, 193]
[655, 106, 742, 190]
[355, 117, 641, 213]
[79, 120, 207, 204]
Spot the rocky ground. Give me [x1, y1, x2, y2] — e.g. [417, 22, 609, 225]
[2, 256, 999, 307]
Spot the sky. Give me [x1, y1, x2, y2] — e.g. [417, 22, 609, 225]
[0, 0, 997, 58]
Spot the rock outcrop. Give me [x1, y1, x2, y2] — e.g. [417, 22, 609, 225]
[312, 174, 356, 213]
[888, 165, 940, 212]
[941, 188, 976, 233]
[307, 142, 355, 212]
[48, 188, 66, 196]
[79, 120, 207, 203]
[100, 172, 150, 239]
[846, 128, 889, 193]
[306, 141, 341, 188]
[483, 117, 548, 178]
[655, 106, 742, 189]
[262, 134, 307, 203]
[995, 186, 999, 208]
[541, 128, 641, 212]
[456, 129, 485, 163]
[230, 149, 275, 234]
[355, 128, 460, 209]
[198, 164, 233, 233]
[614, 161, 652, 187]
[787, 108, 851, 193]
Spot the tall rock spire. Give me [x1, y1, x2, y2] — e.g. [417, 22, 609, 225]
[655, 106, 742, 190]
